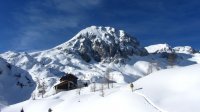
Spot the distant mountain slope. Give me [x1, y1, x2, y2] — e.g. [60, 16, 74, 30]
[173, 46, 198, 54]
[145, 44, 174, 53]
[145, 43, 198, 54]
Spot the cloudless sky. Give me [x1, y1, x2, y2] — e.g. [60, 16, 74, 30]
[1, 0, 200, 53]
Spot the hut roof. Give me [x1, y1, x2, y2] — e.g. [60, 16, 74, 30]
[60, 73, 78, 82]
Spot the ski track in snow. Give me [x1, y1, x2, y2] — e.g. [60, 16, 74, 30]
[134, 91, 167, 112]
[120, 86, 166, 112]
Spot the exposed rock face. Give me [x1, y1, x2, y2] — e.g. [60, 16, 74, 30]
[56, 26, 148, 62]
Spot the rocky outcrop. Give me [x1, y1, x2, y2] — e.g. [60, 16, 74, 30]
[56, 26, 148, 62]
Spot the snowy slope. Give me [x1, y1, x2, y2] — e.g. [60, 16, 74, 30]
[0, 58, 35, 107]
[134, 64, 200, 112]
[2, 84, 159, 112]
[0, 51, 62, 99]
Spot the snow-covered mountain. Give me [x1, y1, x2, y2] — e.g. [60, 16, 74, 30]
[173, 46, 198, 54]
[145, 43, 199, 54]
[54, 26, 148, 62]
[0, 26, 200, 112]
[145, 43, 174, 53]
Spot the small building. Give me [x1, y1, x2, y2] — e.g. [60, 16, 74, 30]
[54, 73, 78, 91]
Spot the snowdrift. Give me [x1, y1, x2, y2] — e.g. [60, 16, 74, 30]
[135, 64, 200, 112]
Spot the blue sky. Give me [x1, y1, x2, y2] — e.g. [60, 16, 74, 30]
[0, 0, 200, 53]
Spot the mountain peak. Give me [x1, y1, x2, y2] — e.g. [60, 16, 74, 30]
[173, 46, 198, 54]
[56, 26, 148, 62]
[145, 43, 173, 54]
[145, 44, 198, 54]
[73, 26, 137, 44]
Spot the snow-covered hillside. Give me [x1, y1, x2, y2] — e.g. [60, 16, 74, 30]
[1, 84, 160, 112]
[2, 64, 200, 112]
[0, 58, 35, 107]
[134, 64, 200, 112]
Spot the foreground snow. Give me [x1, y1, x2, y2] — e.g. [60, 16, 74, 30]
[2, 64, 200, 112]
[135, 64, 200, 112]
[2, 84, 159, 112]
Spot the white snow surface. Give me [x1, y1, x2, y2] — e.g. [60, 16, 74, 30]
[2, 83, 160, 112]
[134, 64, 200, 112]
[0, 58, 35, 107]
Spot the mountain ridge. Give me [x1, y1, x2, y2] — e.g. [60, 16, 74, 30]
[54, 26, 148, 63]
